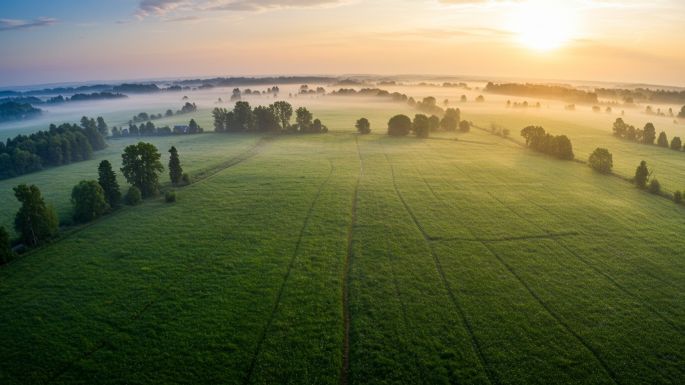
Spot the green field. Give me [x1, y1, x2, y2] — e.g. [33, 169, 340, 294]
[1, 117, 684, 384]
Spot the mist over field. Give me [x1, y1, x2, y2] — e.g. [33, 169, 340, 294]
[2, 1, 685, 384]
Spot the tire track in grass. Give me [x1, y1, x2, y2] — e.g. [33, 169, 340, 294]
[421, 157, 620, 385]
[340, 135, 362, 385]
[381, 146, 498, 385]
[244, 159, 335, 385]
[46, 141, 271, 384]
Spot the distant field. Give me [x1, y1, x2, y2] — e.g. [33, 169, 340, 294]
[1, 125, 684, 384]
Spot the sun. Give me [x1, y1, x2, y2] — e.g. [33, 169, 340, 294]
[508, 1, 578, 52]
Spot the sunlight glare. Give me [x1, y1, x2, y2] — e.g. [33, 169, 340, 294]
[509, 1, 578, 52]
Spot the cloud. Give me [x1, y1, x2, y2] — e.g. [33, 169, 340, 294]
[135, 0, 350, 18]
[0, 17, 57, 31]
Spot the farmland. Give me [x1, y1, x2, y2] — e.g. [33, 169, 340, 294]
[1, 104, 684, 384]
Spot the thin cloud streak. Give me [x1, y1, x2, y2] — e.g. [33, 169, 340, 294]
[0, 17, 57, 31]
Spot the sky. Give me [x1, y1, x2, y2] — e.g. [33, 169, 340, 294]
[0, 0, 683, 87]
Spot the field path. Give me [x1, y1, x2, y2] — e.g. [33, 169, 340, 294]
[340, 135, 363, 385]
[243, 158, 336, 384]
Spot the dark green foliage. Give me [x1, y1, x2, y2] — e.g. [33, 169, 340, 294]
[459, 120, 471, 132]
[674, 191, 682, 204]
[589, 148, 613, 174]
[642, 123, 656, 144]
[96, 117, 108, 137]
[657, 131, 669, 147]
[253, 105, 280, 132]
[485, 82, 599, 103]
[271, 101, 293, 131]
[233, 101, 255, 131]
[0, 119, 107, 180]
[0, 101, 42, 122]
[388, 114, 412, 136]
[0, 226, 13, 264]
[295, 107, 313, 132]
[212, 107, 229, 132]
[124, 186, 142, 206]
[81, 116, 107, 151]
[165, 191, 176, 203]
[634, 161, 650, 189]
[181, 173, 191, 185]
[180, 102, 197, 114]
[355, 118, 371, 134]
[121, 142, 164, 198]
[440, 116, 457, 131]
[670, 137, 682, 151]
[188, 119, 202, 134]
[413, 114, 430, 138]
[428, 115, 440, 131]
[679, 105, 685, 118]
[98, 160, 121, 207]
[13, 184, 59, 246]
[168, 146, 183, 186]
[648, 179, 661, 194]
[71, 180, 109, 223]
[520, 126, 574, 160]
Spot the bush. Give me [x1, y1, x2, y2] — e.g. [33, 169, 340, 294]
[165, 191, 176, 203]
[648, 179, 661, 194]
[181, 173, 191, 185]
[588, 148, 613, 174]
[125, 186, 142, 206]
[674, 191, 682, 204]
[459, 120, 471, 132]
[355, 118, 371, 135]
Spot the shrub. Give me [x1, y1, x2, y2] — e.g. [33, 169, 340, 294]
[165, 191, 176, 203]
[355, 118, 371, 135]
[181, 173, 191, 185]
[588, 148, 613, 174]
[125, 186, 142, 206]
[13, 184, 59, 247]
[648, 179, 661, 194]
[459, 120, 471, 132]
[674, 191, 683, 204]
[634, 161, 650, 189]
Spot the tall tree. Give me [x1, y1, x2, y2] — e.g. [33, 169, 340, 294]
[657, 131, 669, 147]
[271, 101, 293, 131]
[96, 117, 108, 137]
[0, 226, 13, 264]
[13, 184, 59, 246]
[413, 114, 430, 138]
[588, 148, 613, 174]
[296, 107, 313, 132]
[253, 105, 280, 132]
[71, 180, 109, 223]
[670, 136, 682, 151]
[634, 160, 650, 189]
[233, 101, 254, 131]
[121, 142, 164, 198]
[642, 123, 656, 144]
[168, 146, 183, 186]
[98, 160, 121, 207]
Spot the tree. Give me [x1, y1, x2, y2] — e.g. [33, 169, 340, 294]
[168, 146, 183, 186]
[98, 160, 121, 207]
[356, 118, 371, 134]
[253, 105, 280, 132]
[459, 120, 471, 132]
[233, 101, 254, 131]
[388, 115, 412, 136]
[0, 226, 13, 264]
[296, 107, 313, 132]
[96, 117, 108, 137]
[125, 186, 142, 206]
[271, 101, 293, 131]
[643, 123, 656, 144]
[555, 135, 574, 160]
[213, 107, 228, 132]
[188, 119, 200, 134]
[674, 191, 683, 204]
[589, 148, 613, 174]
[612, 118, 627, 137]
[657, 131, 669, 147]
[13, 184, 59, 246]
[413, 114, 430, 138]
[71, 180, 109, 223]
[428, 115, 440, 131]
[671, 136, 682, 151]
[634, 160, 650, 189]
[521, 126, 546, 145]
[679, 105, 685, 118]
[120, 142, 164, 198]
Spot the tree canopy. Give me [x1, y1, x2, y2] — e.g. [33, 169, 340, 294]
[634, 160, 650, 189]
[168, 146, 183, 186]
[98, 160, 121, 207]
[71, 180, 109, 223]
[13, 184, 59, 246]
[121, 142, 164, 198]
[356, 118, 371, 134]
[589, 148, 613, 174]
[388, 115, 412, 136]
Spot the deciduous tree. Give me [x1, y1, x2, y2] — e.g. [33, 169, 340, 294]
[121, 142, 164, 198]
[13, 184, 59, 246]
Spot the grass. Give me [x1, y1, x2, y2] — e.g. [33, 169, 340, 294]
[0, 102, 684, 384]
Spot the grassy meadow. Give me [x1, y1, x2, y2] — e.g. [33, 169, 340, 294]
[0, 85, 684, 384]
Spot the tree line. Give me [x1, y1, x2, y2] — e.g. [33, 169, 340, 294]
[386, 108, 467, 138]
[212, 101, 328, 134]
[0, 101, 42, 122]
[485, 82, 598, 104]
[520, 126, 574, 160]
[0, 142, 187, 264]
[111, 118, 203, 137]
[612, 118, 683, 151]
[0, 116, 107, 180]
